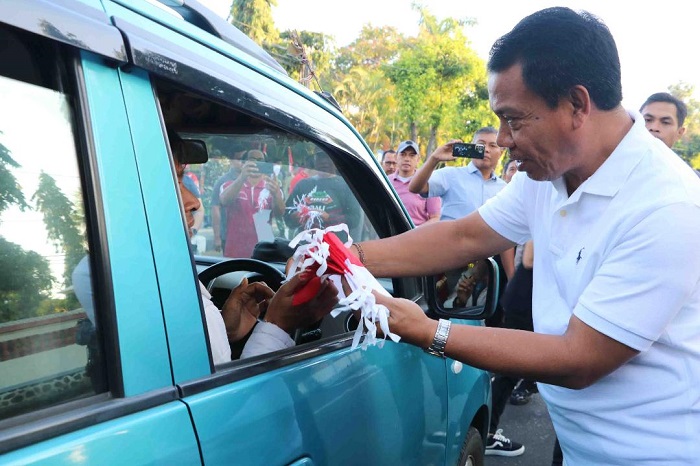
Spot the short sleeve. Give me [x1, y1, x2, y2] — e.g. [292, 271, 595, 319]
[428, 168, 450, 198]
[478, 171, 530, 245]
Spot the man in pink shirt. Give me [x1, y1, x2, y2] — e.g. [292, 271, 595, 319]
[390, 140, 441, 226]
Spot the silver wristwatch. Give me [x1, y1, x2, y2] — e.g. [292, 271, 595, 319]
[425, 319, 451, 358]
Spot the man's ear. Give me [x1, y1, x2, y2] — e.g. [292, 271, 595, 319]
[569, 85, 591, 130]
[678, 126, 687, 140]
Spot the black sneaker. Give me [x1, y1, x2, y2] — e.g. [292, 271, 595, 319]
[510, 386, 536, 405]
[485, 429, 525, 457]
[510, 380, 538, 405]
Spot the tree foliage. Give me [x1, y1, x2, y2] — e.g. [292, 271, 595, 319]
[382, 7, 494, 155]
[32, 171, 85, 286]
[668, 82, 700, 168]
[0, 238, 54, 323]
[230, 1, 334, 85]
[230, 0, 279, 45]
[334, 25, 404, 74]
[0, 140, 59, 323]
[0, 139, 29, 214]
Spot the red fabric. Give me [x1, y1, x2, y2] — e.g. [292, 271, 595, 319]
[287, 146, 294, 173]
[221, 179, 270, 258]
[291, 232, 362, 305]
[289, 169, 309, 193]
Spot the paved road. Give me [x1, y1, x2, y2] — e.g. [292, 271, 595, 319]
[485, 392, 557, 466]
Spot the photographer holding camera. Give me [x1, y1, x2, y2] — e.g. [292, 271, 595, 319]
[219, 149, 285, 258]
[408, 126, 515, 306]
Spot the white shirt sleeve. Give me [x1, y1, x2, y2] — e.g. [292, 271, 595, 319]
[241, 321, 295, 358]
[199, 282, 231, 365]
[478, 171, 531, 245]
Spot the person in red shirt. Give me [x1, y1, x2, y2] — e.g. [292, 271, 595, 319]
[219, 150, 285, 258]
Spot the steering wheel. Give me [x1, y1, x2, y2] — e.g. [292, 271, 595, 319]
[198, 258, 286, 293]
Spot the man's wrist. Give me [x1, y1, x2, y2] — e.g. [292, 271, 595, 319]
[421, 319, 440, 349]
[424, 319, 451, 358]
[428, 154, 442, 166]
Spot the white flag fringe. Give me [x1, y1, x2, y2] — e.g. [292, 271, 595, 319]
[288, 224, 400, 350]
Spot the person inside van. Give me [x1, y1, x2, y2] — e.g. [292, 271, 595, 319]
[170, 133, 338, 364]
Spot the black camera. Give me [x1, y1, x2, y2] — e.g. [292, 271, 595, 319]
[256, 161, 275, 176]
[452, 143, 485, 159]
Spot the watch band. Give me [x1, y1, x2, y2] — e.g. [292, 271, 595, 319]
[425, 319, 451, 358]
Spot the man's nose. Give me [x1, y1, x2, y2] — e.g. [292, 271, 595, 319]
[496, 126, 514, 149]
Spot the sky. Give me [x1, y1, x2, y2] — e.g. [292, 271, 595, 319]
[198, 0, 700, 109]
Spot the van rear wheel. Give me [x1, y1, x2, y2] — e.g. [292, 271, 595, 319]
[457, 426, 484, 466]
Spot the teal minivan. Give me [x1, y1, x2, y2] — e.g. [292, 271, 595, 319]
[0, 1, 497, 464]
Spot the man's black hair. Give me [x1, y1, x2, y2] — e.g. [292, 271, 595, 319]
[640, 92, 688, 127]
[381, 149, 396, 163]
[488, 7, 622, 110]
[474, 126, 498, 138]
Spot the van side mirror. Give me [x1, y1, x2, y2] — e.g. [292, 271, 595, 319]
[427, 257, 499, 319]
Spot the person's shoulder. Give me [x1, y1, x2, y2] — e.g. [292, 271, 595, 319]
[633, 143, 700, 207]
[430, 165, 456, 179]
[291, 176, 315, 192]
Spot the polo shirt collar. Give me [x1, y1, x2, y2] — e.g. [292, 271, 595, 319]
[389, 172, 409, 183]
[555, 110, 648, 201]
[466, 161, 497, 181]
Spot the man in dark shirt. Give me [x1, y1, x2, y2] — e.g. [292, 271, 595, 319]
[285, 149, 361, 239]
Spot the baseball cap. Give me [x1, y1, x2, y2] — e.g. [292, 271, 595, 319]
[397, 140, 419, 154]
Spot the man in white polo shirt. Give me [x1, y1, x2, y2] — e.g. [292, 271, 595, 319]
[349, 7, 700, 465]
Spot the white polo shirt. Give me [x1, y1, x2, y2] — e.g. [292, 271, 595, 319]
[428, 161, 506, 220]
[479, 111, 700, 465]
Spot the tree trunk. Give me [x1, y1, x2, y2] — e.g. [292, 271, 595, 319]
[427, 125, 438, 155]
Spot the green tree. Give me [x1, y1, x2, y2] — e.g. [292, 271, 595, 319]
[0, 140, 57, 322]
[32, 172, 85, 286]
[230, 1, 335, 88]
[334, 25, 404, 74]
[333, 67, 400, 152]
[230, 0, 279, 45]
[0, 237, 54, 322]
[0, 139, 29, 213]
[278, 30, 334, 86]
[668, 82, 700, 167]
[384, 7, 493, 155]
[329, 26, 405, 152]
